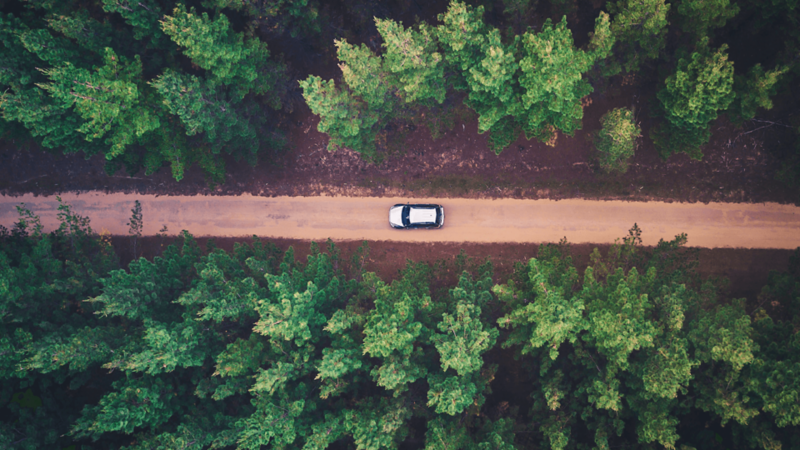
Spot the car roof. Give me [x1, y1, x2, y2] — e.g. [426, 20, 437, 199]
[409, 206, 437, 224]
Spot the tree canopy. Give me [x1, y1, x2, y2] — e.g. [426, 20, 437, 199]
[653, 41, 735, 160]
[0, 0, 289, 183]
[1, 203, 799, 449]
[3, 0, 799, 179]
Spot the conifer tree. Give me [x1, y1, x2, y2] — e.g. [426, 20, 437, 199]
[300, 75, 384, 159]
[101, 0, 168, 48]
[38, 48, 160, 160]
[435, 0, 489, 93]
[151, 70, 258, 155]
[376, 18, 446, 105]
[729, 63, 788, 124]
[653, 42, 735, 159]
[676, 0, 740, 37]
[518, 14, 614, 146]
[300, 39, 392, 159]
[606, 0, 670, 74]
[434, 2, 614, 153]
[160, 4, 285, 105]
[1, 1, 289, 183]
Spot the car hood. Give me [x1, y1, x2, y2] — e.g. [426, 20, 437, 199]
[389, 206, 404, 227]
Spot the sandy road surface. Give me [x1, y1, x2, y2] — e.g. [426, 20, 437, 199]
[1, 193, 798, 249]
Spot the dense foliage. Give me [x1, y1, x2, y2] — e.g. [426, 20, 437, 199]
[0, 0, 291, 183]
[2, 203, 799, 449]
[2, 0, 799, 182]
[652, 41, 735, 160]
[297, 0, 798, 167]
[301, 1, 614, 156]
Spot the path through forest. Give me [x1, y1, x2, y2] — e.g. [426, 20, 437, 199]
[1, 193, 799, 248]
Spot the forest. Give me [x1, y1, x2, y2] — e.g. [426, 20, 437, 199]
[0, 202, 799, 449]
[1, 0, 800, 449]
[0, 0, 798, 189]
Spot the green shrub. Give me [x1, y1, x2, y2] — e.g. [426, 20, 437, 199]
[595, 107, 641, 173]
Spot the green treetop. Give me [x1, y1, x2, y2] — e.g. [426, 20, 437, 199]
[38, 48, 160, 160]
[300, 37, 395, 159]
[300, 75, 383, 159]
[160, 4, 284, 104]
[606, 0, 670, 74]
[594, 107, 641, 173]
[518, 14, 614, 145]
[729, 63, 789, 124]
[435, 0, 489, 92]
[362, 267, 432, 394]
[493, 228, 780, 449]
[376, 18, 446, 105]
[436, 1, 525, 153]
[428, 268, 499, 416]
[654, 41, 735, 159]
[676, 0, 740, 37]
[1, 2, 288, 183]
[434, 2, 614, 154]
[101, 0, 169, 48]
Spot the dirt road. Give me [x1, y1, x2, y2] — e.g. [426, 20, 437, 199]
[1, 192, 798, 248]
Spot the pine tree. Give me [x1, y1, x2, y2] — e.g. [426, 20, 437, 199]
[101, 0, 169, 48]
[729, 63, 788, 124]
[376, 18, 446, 105]
[150, 70, 259, 183]
[299, 39, 392, 159]
[435, 0, 489, 93]
[1, 2, 289, 183]
[653, 41, 735, 159]
[676, 0, 740, 37]
[160, 4, 285, 104]
[606, 0, 670, 74]
[434, 2, 614, 154]
[518, 14, 613, 145]
[300, 75, 383, 158]
[37, 48, 160, 160]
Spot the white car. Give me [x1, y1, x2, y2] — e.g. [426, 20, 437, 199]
[389, 204, 444, 229]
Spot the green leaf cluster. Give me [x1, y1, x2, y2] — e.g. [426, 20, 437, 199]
[594, 107, 641, 173]
[0, 1, 289, 183]
[302, 1, 615, 157]
[605, 0, 670, 75]
[653, 42, 735, 160]
[676, 0, 740, 37]
[494, 228, 800, 449]
[729, 64, 789, 124]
